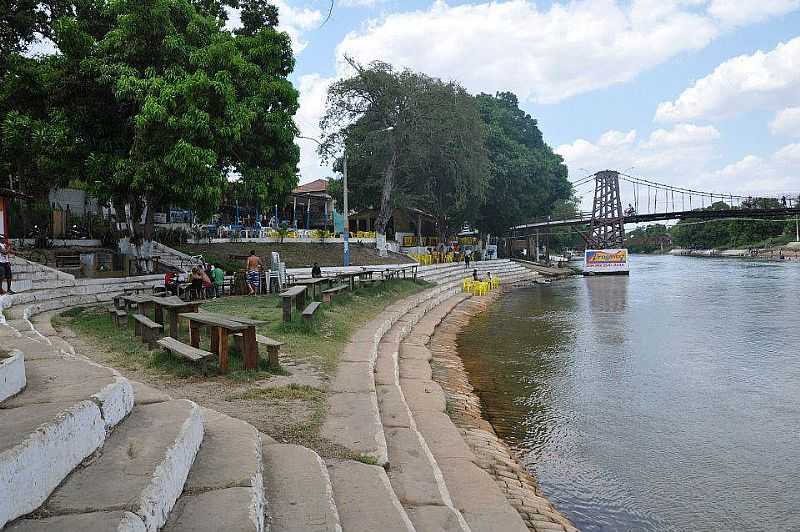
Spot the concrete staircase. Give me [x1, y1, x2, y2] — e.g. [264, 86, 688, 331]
[319, 259, 542, 532]
[1, 258, 547, 532]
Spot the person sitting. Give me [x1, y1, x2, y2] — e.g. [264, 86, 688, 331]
[311, 262, 322, 278]
[472, 269, 480, 281]
[164, 271, 179, 296]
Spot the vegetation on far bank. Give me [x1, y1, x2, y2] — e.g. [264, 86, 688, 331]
[626, 200, 799, 253]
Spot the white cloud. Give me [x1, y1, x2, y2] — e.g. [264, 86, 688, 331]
[707, 0, 800, 28]
[556, 124, 726, 207]
[333, 0, 798, 105]
[338, 0, 387, 6]
[225, 1, 322, 54]
[703, 144, 800, 195]
[295, 74, 335, 181]
[655, 36, 800, 122]
[770, 107, 800, 137]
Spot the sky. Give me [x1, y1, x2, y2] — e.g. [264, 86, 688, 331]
[260, 0, 800, 207]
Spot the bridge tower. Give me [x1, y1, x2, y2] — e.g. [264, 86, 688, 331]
[588, 170, 625, 248]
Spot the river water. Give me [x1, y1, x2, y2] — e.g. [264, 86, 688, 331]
[457, 255, 800, 531]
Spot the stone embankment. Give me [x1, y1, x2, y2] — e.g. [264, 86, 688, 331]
[429, 292, 577, 532]
[1, 255, 553, 531]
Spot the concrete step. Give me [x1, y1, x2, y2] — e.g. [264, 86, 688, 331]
[263, 443, 341, 532]
[0, 399, 112, 527]
[5, 510, 147, 531]
[327, 460, 415, 532]
[41, 399, 203, 532]
[164, 409, 264, 532]
[0, 350, 25, 402]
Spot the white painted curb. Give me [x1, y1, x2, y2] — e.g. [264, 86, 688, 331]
[0, 350, 26, 402]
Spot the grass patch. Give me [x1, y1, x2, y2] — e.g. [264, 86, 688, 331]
[203, 279, 430, 375]
[54, 279, 428, 380]
[54, 306, 282, 381]
[225, 384, 324, 402]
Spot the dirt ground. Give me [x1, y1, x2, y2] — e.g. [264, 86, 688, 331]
[56, 322, 328, 445]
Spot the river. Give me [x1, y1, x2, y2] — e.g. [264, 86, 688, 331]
[457, 255, 800, 531]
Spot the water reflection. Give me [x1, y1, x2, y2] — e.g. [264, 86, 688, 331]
[457, 256, 800, 531]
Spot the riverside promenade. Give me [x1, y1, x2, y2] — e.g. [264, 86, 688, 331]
[0, 255, 574, 531]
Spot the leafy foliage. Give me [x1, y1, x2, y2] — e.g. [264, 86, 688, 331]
[320, 59, 489, 240]
[475, 92, 572, 236]
[2, 0, 299, 242]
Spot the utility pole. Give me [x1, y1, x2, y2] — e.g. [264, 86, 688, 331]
[343, 150, 350, 267]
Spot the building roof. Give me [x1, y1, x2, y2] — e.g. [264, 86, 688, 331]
[292, 179, 328, 194]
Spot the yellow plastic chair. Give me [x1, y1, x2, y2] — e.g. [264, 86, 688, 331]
[462, 278, 474, 292]
[491, 277, 500, 289]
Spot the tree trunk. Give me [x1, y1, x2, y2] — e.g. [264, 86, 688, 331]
[375, 149, 398, 257]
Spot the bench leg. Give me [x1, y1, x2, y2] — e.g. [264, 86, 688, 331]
[210, 327, 220, 355]
[190, 323, 201, 348]
[134, 321, 142, 337]
[218, 328, 229, 374]
[242, 328, 258, 370]
[282, 298, 292, 322]
[267, 345, 280, 369]
[323, 294, 332, 304]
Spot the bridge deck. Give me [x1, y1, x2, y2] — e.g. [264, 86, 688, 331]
[509, 207, 800, 235]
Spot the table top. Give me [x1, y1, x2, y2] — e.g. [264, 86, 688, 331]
[123, 294, 157, 304]
[178, 312, 249, 331]
[154, 296, 201, 309]
[294, 278, 329, 285]
[196, 311, 266, 327]
[280, 286, 307, 298]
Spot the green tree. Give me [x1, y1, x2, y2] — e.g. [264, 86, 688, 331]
[4, 0, 300, 263]
[320, 58, 488, 252]
[475, 92, 572, 237]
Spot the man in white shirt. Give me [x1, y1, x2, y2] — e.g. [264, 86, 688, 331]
[0, 240, 13, 295]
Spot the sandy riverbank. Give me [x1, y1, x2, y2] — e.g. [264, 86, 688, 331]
[428, 286, 577, 532]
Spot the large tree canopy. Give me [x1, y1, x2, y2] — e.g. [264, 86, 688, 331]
[320, 59, 488, 249]
[475, 92, 572, 236]
[2, 0, 299, 244]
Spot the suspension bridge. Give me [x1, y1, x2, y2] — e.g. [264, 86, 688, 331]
[507, 170, 800, 249]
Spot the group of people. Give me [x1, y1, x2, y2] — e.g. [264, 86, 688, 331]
[164, 263, 225, 300]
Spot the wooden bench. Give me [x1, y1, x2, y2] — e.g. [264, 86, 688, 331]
[233, 333, 284, 368]
[279, 285, 307, 322]
[157, 337, 215, 374]
[110, 308, 127, 328]
[322, 284, 348, 303]
[302, 301, 322, 322]
[55, 253, 81, 269]
[132, 314, 164, 349]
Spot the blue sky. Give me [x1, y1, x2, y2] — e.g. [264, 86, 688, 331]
[270, 0, 800, 203]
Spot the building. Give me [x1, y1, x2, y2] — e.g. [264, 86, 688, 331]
[285, 179, 335, 230]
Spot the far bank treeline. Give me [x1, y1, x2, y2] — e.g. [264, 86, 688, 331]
[319, 59, 575, 248]
[627, 200, 799, 253]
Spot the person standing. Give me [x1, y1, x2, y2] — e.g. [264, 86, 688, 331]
[464, 250, 470, 270]
[245, 250, 263, 296]
[211, 264, 225, 298]
[0, 239, 12, 295]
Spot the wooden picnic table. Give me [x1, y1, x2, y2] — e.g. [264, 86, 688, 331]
[179, 312, 258, 372]
[153, 296, 200, 339]
[335, 272, 361, 291]
[292, 277, 332, 301]
[122, 294, 157, 316]
[384, 264, 419, 281]
[279, 286, 307, 322]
